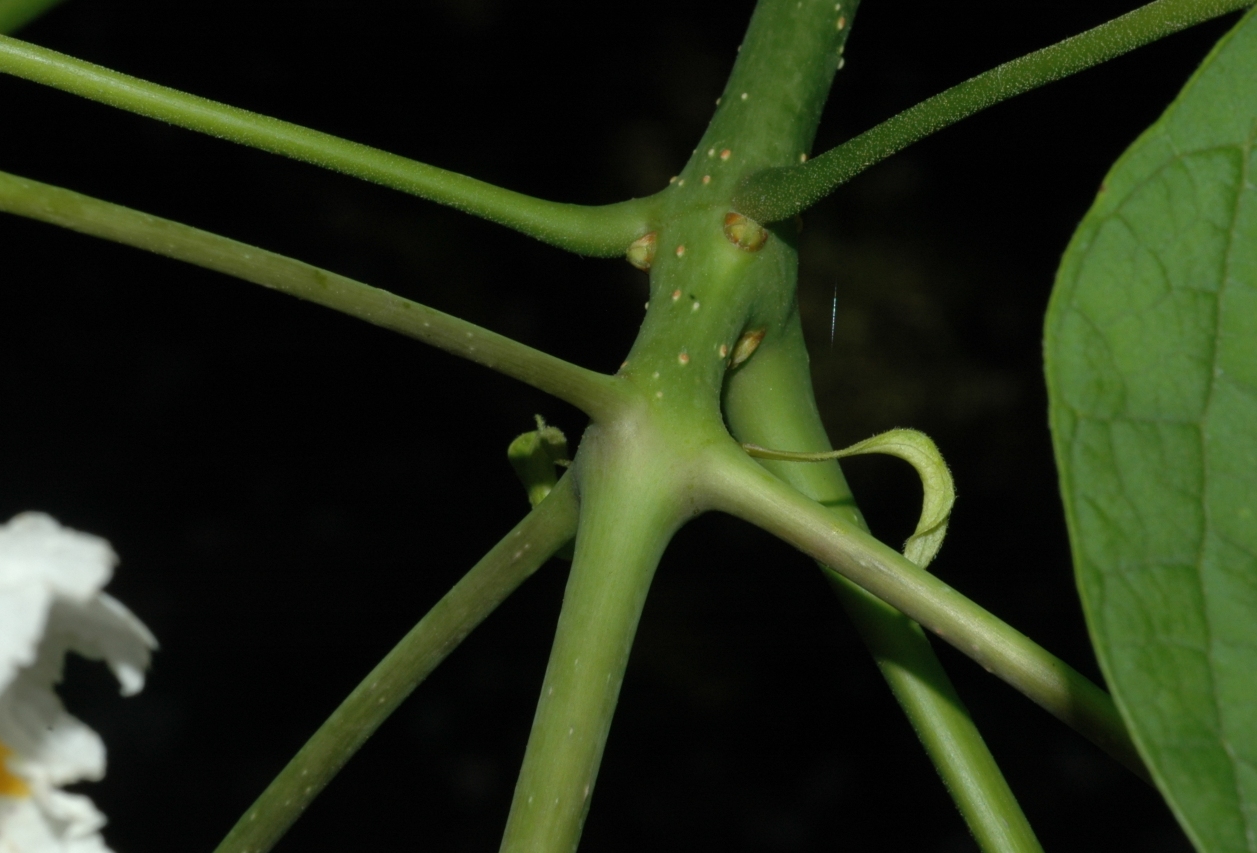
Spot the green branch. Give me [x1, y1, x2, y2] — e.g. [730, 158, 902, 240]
[734, 0, 1255, 222]
[0, 169, 628, 420]
[703, 444, 1150, 782]
[0, 0, 67, 33]
[499, 431, 683, 853]
[831, 580, 1044, 853]
[213, 476, 580, 853]
[719, 322, 1041, 852]
[0, 34, 658, 255]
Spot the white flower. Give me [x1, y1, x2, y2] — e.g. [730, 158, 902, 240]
[0, 513, 156, 853]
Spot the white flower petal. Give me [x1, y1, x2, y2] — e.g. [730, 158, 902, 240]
[0, 512, 155, 853]
[0, 515, 114, 602]
[0, 793, 110, 853]
[0, 589, 51, 697]
[46, 596, 155, 698]
[0, 677, 104, 788]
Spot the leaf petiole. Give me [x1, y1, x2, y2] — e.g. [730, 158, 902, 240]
[0, 33, 660, 255]
[734, 0, 1257, 222]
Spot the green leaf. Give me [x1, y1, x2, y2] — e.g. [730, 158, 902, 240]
[1046, 8, 1257, 851]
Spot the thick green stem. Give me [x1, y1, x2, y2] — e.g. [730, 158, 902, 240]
[213, 476, 580, 853]
[735, 0, 1256, 222]
[722, 317, 1043, 853]
[0, 169, 628, 420]
[702, 444, 1150, 782]
[0, 34, 657, 255]
[0, 0, 65, 33]
[499, 416, 688, 853]
[680, 0, 859, 181]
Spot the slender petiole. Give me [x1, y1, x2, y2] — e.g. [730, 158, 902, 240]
[0, 169, 629, 421]
[0, 34, 660, 255]
[703, 443, 1149, 781]
[734, 0, 1256, 222]
[213, 476, 581, 853]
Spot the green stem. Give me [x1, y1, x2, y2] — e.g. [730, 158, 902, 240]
[721, 317, 1043, 853]
[702, 443, 1150, 782]
[0, 169, 628, 420]
[833, 581, 1045, 853]
[734, 0, 1256, 222]
[0, 0, 66, 33]
[213, 476, 580, 853]
[0, 34, 658, 255]
[499, 418, 686, 853]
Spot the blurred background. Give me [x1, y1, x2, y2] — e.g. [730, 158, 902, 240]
[0, 1, 1235, 850]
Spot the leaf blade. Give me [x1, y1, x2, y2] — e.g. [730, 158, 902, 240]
[1046, 9, 1257, 852]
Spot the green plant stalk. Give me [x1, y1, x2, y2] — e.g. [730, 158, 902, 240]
[0, 0, 65, 33]
[735, 0, 1257, 222]
[498, 420, 689, 853]
[702, 446, 1150, 782]
[0, 1, 1166, 847]
[0, 169, 627, 421]
[722, 318, 1043, 853]
[0, 34, 657, 256]
[213, 476, 580, 853]
[496, 5, 859, 846]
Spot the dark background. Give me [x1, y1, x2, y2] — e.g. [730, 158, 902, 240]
[0, 1, 1234, 850]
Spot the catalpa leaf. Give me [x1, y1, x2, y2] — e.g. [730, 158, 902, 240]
[1045, 8, 1257, 852]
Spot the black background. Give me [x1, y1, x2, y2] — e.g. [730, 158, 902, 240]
[0, 1, 1234, 851]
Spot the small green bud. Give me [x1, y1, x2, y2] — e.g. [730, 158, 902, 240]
[625, 232, 657, 271]
[729, 327, 766, 368]
[507, 416, 570, 508]
[723, 212, 768, 252]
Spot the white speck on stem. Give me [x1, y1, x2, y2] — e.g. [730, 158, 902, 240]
[707, 148, 716, 157]
[740, 92, 748, 101]
[656, 391, 664, 399]
[671, 289, 682, 301]
[652, 371, 660, 379]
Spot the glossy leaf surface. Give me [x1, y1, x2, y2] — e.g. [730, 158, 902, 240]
[1047, 8, 1257, 851]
